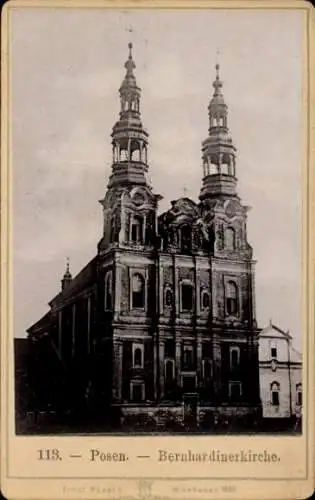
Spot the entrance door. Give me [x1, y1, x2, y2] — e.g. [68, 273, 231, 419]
[183, 394, 198, 429]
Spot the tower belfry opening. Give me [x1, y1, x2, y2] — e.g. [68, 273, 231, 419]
[200, 63, 237, 201]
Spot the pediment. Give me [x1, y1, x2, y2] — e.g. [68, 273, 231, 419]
[168, 197, 199, 220]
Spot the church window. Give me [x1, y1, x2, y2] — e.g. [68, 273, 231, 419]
[165, 360, 175, 385]
[296, 384, 302, 406]
[208, 226, 215, 253]
[230, 346, 240, 370]
[201, 290, 210, 310]
[180, 225, 192, 253]
[130, 140, 141, 162]
[203, 359, 212, 380]
[226, 280, 238, 316]
[271, 382, 280, 406]
[104, 271, 113, 310]
[165, 287, 173, 308]
[133, 343, 143, 368]
[120, 147, 129, 162]
[225, 227, 236, 250]
[229, 382, 242, 402]
[131, 215, 143, 244]
[183, 346, 194, 370]
[131, 273, 145, 309]
[271, 346, 277, 359]
[181, 282, 193, 311]
[130, 381, 145, 402]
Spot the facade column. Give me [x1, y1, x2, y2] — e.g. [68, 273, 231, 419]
[159, 260, 163, 316]
[175, 340, 181, 386]
[127, 138, 131, 161]
[112, 339, 123, 401]
[212, 339, 222, 401]
[71, 303, 76, 357]
[114, 261, 122, 321]
[174, 263, 180, 316]
[142, 214, 146, 244]
[197, 340, 202, 384]
[159, 341, 165, 400]
[153, 333, 158, 401]
[251, 267, 257, 325]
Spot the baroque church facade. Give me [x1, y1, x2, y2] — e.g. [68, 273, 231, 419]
[26, 44, 261, 431]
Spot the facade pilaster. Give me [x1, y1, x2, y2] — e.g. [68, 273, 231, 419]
[159, 341, 165, 399]
[112, 339, 123, 401]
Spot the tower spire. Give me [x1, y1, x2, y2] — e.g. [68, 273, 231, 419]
[108, 43, 149, 189]
[61, 257, 72, 291]
[199, 62, 237, 201]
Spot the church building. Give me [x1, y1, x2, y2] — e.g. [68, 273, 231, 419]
[26, 44, 261, 431]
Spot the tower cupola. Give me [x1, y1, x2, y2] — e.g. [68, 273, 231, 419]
[108, 43, 149, 189]
[61, 257, 72, 291]
[199, 63, 237, 201]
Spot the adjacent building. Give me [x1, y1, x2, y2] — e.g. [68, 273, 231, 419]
[259, 322, 302, 422]
[22, 44, 264, 431]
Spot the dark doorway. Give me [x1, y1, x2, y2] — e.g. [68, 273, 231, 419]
[183, 394, 198, 429]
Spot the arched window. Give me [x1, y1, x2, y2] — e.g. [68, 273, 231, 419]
[132, 273, 145, 309]
[131, 215, 143, 244]
[180, 225, 192, 253]
[165, 288, 173, 308]
[104, 271, 113, 310]
[203, 359, 212, 380]
[201, 290, 210, 310]
[296, 383, 302, 406]
[134, 348, 142, 368]
[181, 282, 193, 311]
[120, 147, 129, 161]
[165, 360, 174, 388]
[183, 346, 194, 370]
[226, 280, 238, 316]
[225, 227, 236, 251]
[230, 346, 240, 370]
[210, 155, 219, 175]
[130, 140, 141, 162]
[271, 382, 280, 406]
[208, 226, 215, 253]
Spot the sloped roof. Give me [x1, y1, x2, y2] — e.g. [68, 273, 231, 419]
[258, 322, 292, 340]
[49, 256, 98, 307]
[290, 346, 302, 363]
[27, 311, 52, 335]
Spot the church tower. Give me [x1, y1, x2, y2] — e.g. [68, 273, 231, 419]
[200, 63, 237, 201]
[99, 43, 161, 252]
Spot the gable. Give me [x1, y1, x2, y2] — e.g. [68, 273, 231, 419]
[259, 323, 292, 340]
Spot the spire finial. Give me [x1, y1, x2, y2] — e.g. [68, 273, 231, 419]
[63, 256, 71, 279]
[128, 42, 133, 59]
[124, 41, 136, 76]
[61, 256, 72, 290]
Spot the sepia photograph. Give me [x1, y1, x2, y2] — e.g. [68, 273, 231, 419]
[11, 6, 305, 438]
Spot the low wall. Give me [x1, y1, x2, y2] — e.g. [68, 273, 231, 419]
[119, 404, 260, 430]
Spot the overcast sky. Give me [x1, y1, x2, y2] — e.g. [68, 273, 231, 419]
[11, 8, 304, 348]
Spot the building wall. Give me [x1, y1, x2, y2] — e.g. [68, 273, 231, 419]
[259, 332, 302, 419]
